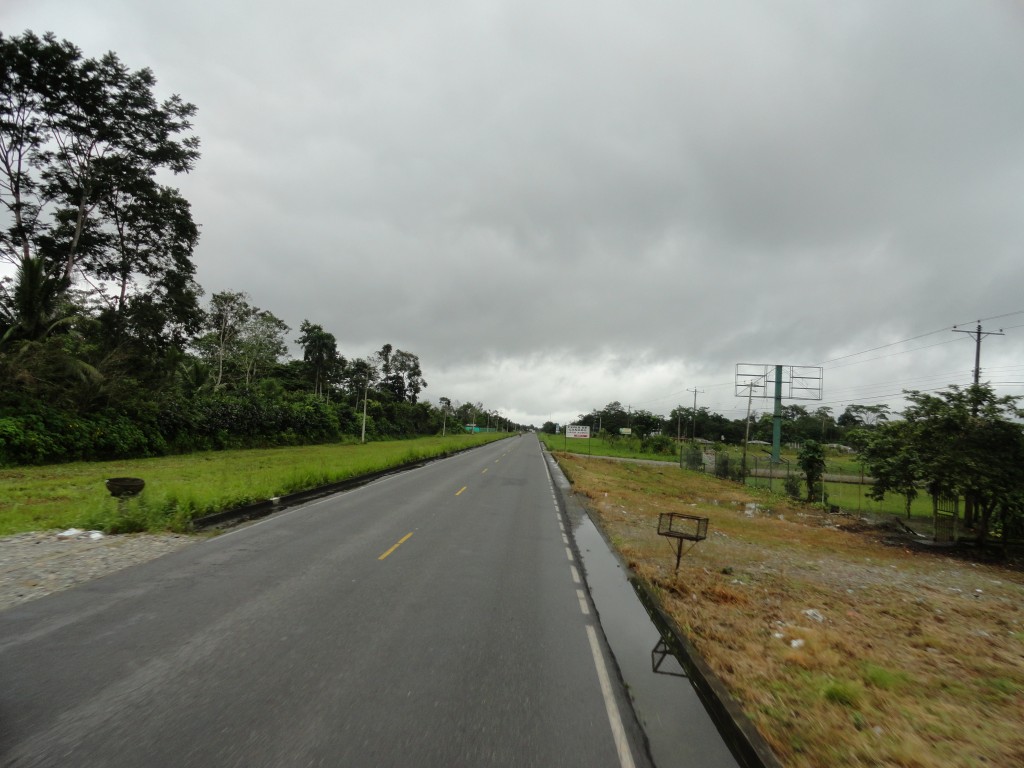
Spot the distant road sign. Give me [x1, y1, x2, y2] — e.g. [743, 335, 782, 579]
[619, 428, 632, 436]
[566, 425, 590, 439]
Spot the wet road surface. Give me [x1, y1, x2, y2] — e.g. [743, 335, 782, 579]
[0, 435, 649, 767]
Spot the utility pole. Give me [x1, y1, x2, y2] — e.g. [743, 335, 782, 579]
[952, 323, 1004, 385]
[687, 387, 704, 441]
[951, 323, 1003, 529]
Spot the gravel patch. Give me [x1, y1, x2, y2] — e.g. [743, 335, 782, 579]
[0, 530, 199, 612]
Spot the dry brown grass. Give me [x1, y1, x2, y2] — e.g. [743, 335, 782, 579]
[557, 453, 1024, 768]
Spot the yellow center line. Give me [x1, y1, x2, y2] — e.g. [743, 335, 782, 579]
[455, 486, 467, 496]
[481, 468, 488, 474]
[378, 532, 414, 561]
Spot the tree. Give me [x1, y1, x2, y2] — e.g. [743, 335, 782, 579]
[375, 344, 427, 404]
[195, 292, 287, 389]
[92, 180, 202, 352]
[630, 409, 662, 439]
[0, 32, 199, 283]
[861, 385, 1024, 544]
[236, 309, 289, 387]
[197, 291, 253, 388]
[438, 396, 452, 435]
[860, 420, 920, 518]
[838, 404, 890, 429]
[1, 32, 201, 397]
[296, 321, 342, 398]
[598, 401, 629, 435]
[906, 386, 1024, 543]
[0, 254, 74, 345]
[797, 440, 826, 503]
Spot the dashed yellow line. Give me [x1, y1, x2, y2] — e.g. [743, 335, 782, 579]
[482, 468, 488, 474]
[455, 486, 467, 496]
[378, 532, 413, 561]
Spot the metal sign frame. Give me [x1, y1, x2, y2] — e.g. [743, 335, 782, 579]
[735, 364, 823, 401]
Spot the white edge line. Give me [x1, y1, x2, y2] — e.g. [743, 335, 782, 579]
[586, 625, 636, 768]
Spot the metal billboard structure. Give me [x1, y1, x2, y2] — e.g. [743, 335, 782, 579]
[735, 364, 823, 465]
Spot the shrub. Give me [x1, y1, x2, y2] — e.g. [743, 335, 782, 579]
[784, 475, 802, 499]
[644, 435, 676, 455]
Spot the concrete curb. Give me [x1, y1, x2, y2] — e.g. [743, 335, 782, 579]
[545, 446, 781, 768]
[630, 580, 783, 768]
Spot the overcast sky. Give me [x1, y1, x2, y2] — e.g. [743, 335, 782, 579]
[5, 0, 1024, 427]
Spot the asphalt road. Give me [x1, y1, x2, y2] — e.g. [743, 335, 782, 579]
[0, 435, 651, 767]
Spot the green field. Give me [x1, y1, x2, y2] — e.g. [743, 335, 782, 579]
[538, 432, 680, 462]
[540, 432, 934, 519]
[0, 433, 510, 535]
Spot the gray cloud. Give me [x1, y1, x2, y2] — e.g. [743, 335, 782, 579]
[5, 0, 1024, 426]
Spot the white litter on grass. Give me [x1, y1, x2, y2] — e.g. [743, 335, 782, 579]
[790, 639, 805, 649]
[56, 528, 104, 541]
[802, 609, 825, 623]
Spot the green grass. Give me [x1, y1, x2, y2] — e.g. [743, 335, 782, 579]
[862, 663, 911, 691]
[537, 432, 680, 462]
[0, 433, 510, 535]
[821, 679, 864, 708]
[540, 432, 935, 519]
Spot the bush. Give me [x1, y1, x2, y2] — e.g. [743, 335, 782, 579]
[784, 475, 802, 499]
[643, 435, 676, 455]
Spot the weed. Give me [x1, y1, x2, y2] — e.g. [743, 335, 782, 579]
[862, 663, 910, 691]
[822, 678, 863, 707]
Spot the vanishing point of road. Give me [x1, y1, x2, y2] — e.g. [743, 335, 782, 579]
[0, 435, 653, 767]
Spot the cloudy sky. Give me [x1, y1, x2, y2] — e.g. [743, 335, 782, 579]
[5, 0, 1024, 427]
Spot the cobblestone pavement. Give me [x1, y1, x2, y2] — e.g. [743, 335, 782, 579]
[0, 530, 199, 612]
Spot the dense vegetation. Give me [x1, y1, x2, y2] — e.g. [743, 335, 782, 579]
[552, 386, 1024, 546]
[0, 32, 516, 467]
[545, 399, 892, 445]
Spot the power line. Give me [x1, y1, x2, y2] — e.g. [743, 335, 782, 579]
[822, 337, 965, 371]
[598, 312, 1023, 419]
[815, 326, 953, 366]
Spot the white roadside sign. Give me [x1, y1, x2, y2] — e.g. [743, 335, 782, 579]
[566, 425, 591, 439]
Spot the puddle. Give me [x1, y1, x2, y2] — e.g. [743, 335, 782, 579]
[568, 510, 741, 768]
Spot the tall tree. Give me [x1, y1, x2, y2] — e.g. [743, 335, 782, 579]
[196, 292, 287, 389]
[296, 320, 342, 398]
[236, 309, 289, 387]
[1, 31, 201, 392]
[0, 31, 199, 283]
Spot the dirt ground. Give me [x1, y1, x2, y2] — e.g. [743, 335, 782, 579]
[556, 454, 1024, 768]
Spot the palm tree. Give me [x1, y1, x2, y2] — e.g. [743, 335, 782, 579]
[0, 256, 73, 347]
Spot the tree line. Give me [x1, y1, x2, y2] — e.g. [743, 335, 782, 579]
[0, 32, 515, 466]
[555, 388, 1023, 546]
[546, 400, 891, 445]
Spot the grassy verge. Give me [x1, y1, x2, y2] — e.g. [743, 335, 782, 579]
[551, 451, 1024, 768]
[0, 433, 509, 535]
[538, 432, 680, 462]
[539, 432, 934, 519]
